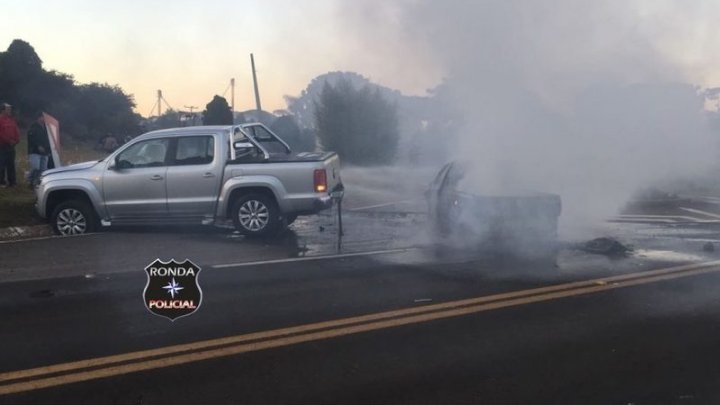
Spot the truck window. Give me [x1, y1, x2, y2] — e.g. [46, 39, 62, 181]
[116, 139, 169, 169]
[174, 136, 214, 165]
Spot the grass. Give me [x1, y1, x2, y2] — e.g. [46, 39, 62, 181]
[0, 135, 106, 227]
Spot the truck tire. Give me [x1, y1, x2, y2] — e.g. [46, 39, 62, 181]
[231, 193, 281, 237]
[51, 200, 98, 236]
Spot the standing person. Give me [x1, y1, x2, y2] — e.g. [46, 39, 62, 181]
[0, 103, 20, 188]
[102, 133, 118, 153]
[27, 112, 51, 187]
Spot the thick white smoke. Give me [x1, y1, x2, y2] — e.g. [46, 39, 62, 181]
[339, 0, 718, 237]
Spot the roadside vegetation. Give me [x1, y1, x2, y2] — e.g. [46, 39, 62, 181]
[0, 137, 104, 227]
[314, 77, 399, 165]
[0, 39, 140, 141]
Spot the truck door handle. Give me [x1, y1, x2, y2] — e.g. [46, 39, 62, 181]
[203, 172, 215, 178]
[150, 175, 164, 180]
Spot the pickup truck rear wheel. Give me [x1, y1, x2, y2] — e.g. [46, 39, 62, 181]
[231, 194, 280, 236]
[51, 200, 98, 236]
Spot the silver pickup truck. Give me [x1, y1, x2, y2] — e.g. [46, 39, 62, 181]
[35, 123, 343, 236]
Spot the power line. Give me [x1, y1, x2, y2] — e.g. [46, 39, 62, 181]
[183, 105, 198, 126]
[222, 81, 232, 98]
[147, 99, 159, 117]
[160, 95, 174, 112]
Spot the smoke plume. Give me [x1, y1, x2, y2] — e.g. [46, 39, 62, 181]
[339, 0, 718, 236]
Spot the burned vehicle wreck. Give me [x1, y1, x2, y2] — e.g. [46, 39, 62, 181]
[426, 161, 562, 260]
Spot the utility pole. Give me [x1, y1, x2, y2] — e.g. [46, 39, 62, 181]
[184, 105, 198, 126]
[157, 90, 163, 116]
[250, 53, 262, 112]
[230, 78, 235, 113]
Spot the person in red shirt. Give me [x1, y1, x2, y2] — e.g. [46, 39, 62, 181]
[0, 103, 20, 187]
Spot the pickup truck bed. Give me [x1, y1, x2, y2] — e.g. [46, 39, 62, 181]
[231, 152, 337, 164]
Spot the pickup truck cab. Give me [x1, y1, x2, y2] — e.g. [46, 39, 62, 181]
[36, 123, 343, 236]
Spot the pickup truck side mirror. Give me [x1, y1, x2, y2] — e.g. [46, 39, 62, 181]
[111, 158, 134, 170]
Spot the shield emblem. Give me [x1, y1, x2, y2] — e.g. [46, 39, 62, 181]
[143, 259, 203, 321]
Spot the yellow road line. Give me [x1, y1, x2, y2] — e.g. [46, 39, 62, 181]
[5, 259, 715, 384]
[2, 260, 720, 395]
[2, 260, 718, 383]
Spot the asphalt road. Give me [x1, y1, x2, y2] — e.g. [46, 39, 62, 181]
[4, 184, 720, 404]
[2, 235, 720, 404]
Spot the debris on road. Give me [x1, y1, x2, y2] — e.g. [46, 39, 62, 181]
[580, 237, 633, 257]
[0, 225, 52, 241]
[414, 298, 433, 303]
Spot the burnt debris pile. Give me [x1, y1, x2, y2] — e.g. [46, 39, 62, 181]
[580, 237, 633, 258]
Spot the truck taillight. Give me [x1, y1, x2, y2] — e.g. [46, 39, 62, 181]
[314, 169, 327, 193]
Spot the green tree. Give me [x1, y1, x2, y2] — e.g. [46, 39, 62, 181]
[202, 95, 233, 125]
[314, 78, 398, 165]
[0, 39, 48, 115]
[70, 83, 140, 140]
[0, 39, 142, 141]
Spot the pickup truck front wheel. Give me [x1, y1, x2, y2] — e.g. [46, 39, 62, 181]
[231, 194, 280, 237]
[51, 200, 98, 236]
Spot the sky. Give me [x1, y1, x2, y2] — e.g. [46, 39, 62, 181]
[1, 0, 441, 116]
[2, 0, 720, 117]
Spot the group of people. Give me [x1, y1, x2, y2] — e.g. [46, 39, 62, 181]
[0, 102, 52, 188]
